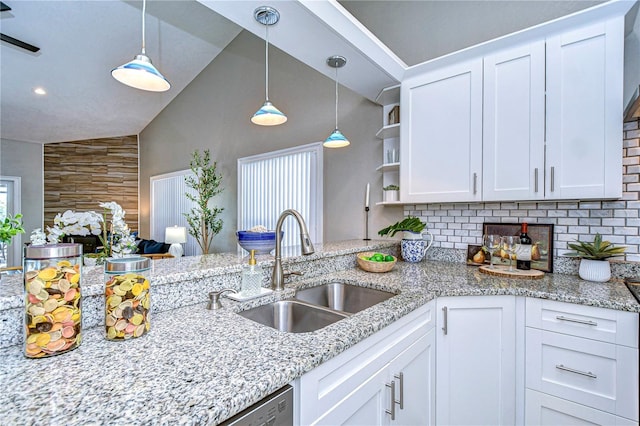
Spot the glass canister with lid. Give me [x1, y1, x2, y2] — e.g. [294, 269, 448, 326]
[104, 257, 151, 340]
[23, 243, 83, 358]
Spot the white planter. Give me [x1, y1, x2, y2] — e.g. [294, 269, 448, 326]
[578, 259, 611, 282]
[384, 190, 399, 202]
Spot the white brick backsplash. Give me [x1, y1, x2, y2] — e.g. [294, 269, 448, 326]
[590, 226, 613, 234]
[590, 209, 612, 217]
[568, 226, 590, 233]
[403, 120, 640, 261]
[537, 202, 557, 209]
[557, 202, 578, 209]
[614, 227, 638, 235]
[579, 201, 602, 209]
[568, 210, 589, 217]
[601, 218, 625, 227]
[557, 218, 579, 226]
[579, 218, 602, 226]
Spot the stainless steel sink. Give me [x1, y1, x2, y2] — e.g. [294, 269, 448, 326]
[294, 282, 394, 314]
[238, 300, 348, 333]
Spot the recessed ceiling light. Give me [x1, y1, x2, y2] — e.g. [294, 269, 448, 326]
[33, 87, 46, 95]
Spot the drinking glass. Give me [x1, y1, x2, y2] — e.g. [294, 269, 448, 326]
[502, 236, 519, 271]
[483, 234, 501, 269]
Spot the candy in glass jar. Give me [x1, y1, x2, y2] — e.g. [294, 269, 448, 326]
[23, 243, 83, 358]
[104, 257, 151, 340]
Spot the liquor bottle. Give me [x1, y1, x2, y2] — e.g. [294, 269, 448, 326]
[517, 222, 532, 270]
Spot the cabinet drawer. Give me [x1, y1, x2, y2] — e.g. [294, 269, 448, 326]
[525, 389, 636, 426]
[526, 298, 638, 347]
[526, 328, 639, 421]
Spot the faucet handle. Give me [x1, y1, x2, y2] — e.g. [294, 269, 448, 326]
[208, 288, 237, 310]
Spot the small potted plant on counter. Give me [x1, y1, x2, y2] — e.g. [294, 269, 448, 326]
[565, 233, 626, 282]
[382, 184, 399, 202]
[378, 216, 433, 263]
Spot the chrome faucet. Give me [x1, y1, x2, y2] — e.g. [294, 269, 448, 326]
[271, 209, 315, 291]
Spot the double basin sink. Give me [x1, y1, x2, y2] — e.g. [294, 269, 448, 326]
[238, 282, 394, 333]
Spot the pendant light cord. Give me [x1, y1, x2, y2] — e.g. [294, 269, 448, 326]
[335, 65, 339, 129]
[141, 0, 147, 55]
[265, 24, 269, 102]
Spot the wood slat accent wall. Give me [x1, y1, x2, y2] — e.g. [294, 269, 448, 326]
[44, 136, 138, 231]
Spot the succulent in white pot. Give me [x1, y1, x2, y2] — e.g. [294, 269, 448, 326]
[382, 184, 399, 203]
[565, 233, 626, 282]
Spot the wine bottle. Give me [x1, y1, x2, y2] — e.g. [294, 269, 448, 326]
[517, 222, 532, 270]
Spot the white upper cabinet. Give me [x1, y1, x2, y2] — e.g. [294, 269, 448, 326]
[399, 15, 624, 204]
[400, 59, 483, 203]
[546, 18, 624, 200]
[482, 42, 546, 201]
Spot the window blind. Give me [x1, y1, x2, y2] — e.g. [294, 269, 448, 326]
[238, 143, 323, 251]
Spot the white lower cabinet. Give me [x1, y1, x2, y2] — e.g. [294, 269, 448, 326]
[525, 298, 639, 424]
[435, 295, 521, 425]
[526, 389, 636, 426]
[297, 302, 435, 426]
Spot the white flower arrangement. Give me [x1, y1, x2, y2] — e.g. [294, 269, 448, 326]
[30, 201, 136, 257]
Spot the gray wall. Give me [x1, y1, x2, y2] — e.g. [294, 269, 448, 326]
[0, 138, 43, 247]
[140, 31, 402, 253]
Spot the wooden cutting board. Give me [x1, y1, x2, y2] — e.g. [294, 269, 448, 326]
[479, 264, 545, 279]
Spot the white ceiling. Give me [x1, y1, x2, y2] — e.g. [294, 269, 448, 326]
[0, 0, 241, 144]
[0, 0, 615, 145]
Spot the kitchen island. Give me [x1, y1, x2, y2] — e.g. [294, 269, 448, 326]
[0, 240, 638, 425]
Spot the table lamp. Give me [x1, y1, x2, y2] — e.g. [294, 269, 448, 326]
[165, 226, 186, 258]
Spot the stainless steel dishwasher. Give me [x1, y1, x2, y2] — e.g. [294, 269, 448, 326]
[220, 385, 293, 426]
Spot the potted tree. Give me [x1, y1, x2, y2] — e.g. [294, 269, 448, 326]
[184, 149, 224, 255]
[0, 213, 25, 275]
[565, 233, 626, 282]
[383, 184, 399, 202]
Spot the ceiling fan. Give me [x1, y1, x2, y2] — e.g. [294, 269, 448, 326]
[0, 1, 40, 53]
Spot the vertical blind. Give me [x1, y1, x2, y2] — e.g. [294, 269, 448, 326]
[150, 170, 198, 256]
[238, 143, 323, 251]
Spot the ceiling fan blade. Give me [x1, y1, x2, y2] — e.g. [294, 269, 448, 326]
[0, 33, 40, 52]
[0, 2, 10, 12]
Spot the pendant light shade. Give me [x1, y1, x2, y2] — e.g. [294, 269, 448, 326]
[324, 55, 349, 148]
[252, 6, 287, 126]
[111, 0, 170, 92]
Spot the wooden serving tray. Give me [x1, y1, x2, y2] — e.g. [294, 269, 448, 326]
[479, 264, 544, 279]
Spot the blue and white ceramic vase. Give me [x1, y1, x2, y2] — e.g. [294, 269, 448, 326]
[401, 231, 434, 263]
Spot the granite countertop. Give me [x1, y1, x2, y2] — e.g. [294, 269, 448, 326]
[1, 249, 638, 425]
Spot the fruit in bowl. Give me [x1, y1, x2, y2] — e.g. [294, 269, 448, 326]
[236, 230, 284, 254]
[357, 251, 397, 273]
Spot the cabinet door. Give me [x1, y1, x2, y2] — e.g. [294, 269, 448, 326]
[313, 366, 389, 426]
[389, 328, 436, 426]
[525, 389, 636, 426]
[436, 296, 517, 425]
[401, 59, 483, 203]
[546, 18, 624, 200]
[483, 42, 545, 201]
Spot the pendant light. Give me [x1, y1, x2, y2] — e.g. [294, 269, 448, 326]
[251, 6, 287, 126]
[324, 55, 349, 148]
[111, 0, 170, 92]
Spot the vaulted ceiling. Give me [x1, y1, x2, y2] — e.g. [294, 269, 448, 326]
[0, 0, 607, 145]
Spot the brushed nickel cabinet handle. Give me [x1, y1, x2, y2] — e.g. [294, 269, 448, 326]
[385, 381, 396, 420]
[442, 306, 448, 335]
[394, 372, 404, 409]
[550, 166, 555, 192]
[556, 364, 597, 379]
[556, 315, 598, 326]
[534, 168, 539, 193]
[473, 173, 478, 195]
